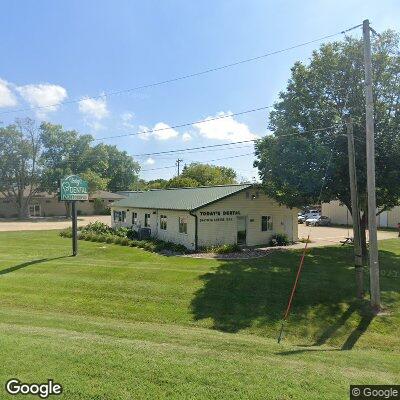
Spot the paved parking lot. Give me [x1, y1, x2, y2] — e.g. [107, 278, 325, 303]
[0, 215, 111, 232]
[297, 224, 397, 248]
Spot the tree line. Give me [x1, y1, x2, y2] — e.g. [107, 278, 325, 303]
[0, 119, 140, 217]
[0, 119, 239, 218]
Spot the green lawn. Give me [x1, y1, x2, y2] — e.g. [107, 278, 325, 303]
[0, 231, 399, 399]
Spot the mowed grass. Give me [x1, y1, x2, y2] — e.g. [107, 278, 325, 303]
[0, 231, 399, 399]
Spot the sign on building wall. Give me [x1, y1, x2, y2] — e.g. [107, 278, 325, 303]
[60, 175, 89, 201]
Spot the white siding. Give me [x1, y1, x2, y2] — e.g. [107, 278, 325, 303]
[111, 206, 196, 250]
[110, 188, 298, 250]
[195, 189, 298, 247]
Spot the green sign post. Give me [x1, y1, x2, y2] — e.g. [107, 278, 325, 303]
[60, 175, 88, 256]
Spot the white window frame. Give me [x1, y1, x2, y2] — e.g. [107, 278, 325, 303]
[179, 216, 188, 234]
[132, 212, 138, 225]
[160, 215, 167, 230]
[114, 210, 126, 222]
[261, 215, 273, 231]
[144, 213, 150, 227]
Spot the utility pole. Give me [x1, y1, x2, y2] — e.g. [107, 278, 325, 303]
[346, 118, 364, 299]
[363, 19, 380, 310]
[176, 158, 183, 176]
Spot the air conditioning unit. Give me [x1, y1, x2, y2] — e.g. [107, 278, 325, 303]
[138, 227, 151, 239]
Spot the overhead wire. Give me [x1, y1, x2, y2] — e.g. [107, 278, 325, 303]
[0, 26, 359, 117]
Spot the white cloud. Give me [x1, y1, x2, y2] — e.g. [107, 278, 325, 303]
[0, 79, 17, 107]
[193, 111, 259, 142]
[87, 121, 105, 132]
[182, 132, 192, 142]
[78, 93, 109, 120]
[17, 83, 67, 117]
[145, 157, 155, 165]
[138, 122, 179, 141]
[121, 112, 134, 129]
[138, 125, 151, 140]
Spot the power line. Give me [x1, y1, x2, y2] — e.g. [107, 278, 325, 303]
[0, 26, 357, 116]
[94, 105, 271, 141]
[131, 124, 343, 157]
[141, 152, 254, 172]
[57, 122, 344, 164]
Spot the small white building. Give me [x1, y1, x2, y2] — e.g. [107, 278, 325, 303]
[322, 200, 400, 228]
[110, 184, 298, 250]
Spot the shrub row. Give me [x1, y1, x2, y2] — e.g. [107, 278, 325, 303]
[200, 243, 242, 254]
[59, 223, 188, 254]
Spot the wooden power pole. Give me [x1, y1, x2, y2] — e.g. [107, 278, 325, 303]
[346, 118, 364, 298]
[363, 19, 380, 310]
[176, 158, 183, 176]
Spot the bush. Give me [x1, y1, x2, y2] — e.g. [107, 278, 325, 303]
[126, 228, 138, 240]
[59, 223, 189, 254]
[81, 221, 113, 236]
[269, 233, 290, 247]
[215, 243, 241, 254]
[59, 227, 72, 238]
[201, 243, 241, 254]
[114, 227, 129, 237]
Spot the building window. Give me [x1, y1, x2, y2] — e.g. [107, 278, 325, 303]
[179, 217, 187, 234]
[113, 211, 126, 222]
[261, 216, 273, 231]
[132, 212, 138, 225]
[144, 213, 150, 227]
[160, 215, 167, 230]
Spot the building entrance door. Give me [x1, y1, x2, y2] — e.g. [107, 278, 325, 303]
[29, 204, 41, 217]
[237, 216, 247, 245]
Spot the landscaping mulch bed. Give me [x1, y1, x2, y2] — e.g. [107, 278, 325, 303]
[184, 247, 287, 260]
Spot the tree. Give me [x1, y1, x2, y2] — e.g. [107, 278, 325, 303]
[179, 163, 237, 186]
[40, 123, 140, 193]
[96, 144, 140, 192]
[81, 170, 109, 193]
[165, 176, 199, 188]
[0, 118, 42, 217]
[254, 31, 400, 256]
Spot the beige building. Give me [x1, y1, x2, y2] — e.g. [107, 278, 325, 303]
[322, 200, 400, 228]
[111, 184, 298, 250]
[0, 189, 125, 218]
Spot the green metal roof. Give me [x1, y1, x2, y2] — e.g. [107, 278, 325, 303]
[112, 184, 252, 211]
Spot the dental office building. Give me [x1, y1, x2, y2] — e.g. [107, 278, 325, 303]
[110, 184, 298, 250]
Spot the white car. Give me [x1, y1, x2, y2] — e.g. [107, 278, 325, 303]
[305, 216, 331, 226]
[299, 211, 320, 224]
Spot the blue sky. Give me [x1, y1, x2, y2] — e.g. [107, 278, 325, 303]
[1, 0, 399, 182]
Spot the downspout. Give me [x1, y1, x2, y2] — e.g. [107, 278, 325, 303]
[189, 210, 198, 251]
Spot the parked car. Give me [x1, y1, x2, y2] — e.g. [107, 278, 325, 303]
[299, 210, 320, 224]
[305, 216, 331, 226]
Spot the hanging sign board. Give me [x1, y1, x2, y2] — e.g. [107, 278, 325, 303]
[60, 175, 89, 201]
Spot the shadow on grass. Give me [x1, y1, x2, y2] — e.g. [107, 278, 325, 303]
[0, 256, 71, 276]
[191, 246, 399, 346]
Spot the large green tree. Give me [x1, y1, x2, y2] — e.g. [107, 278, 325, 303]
[40, 123, 140, 194]
[255, 31, 400, 248]
[0, 118, 42, 217]
[179, 163, 237, 186]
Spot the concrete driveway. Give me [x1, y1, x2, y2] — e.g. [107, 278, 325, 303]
[0, 215, 111, 232]
[296, 224, 398, 248]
